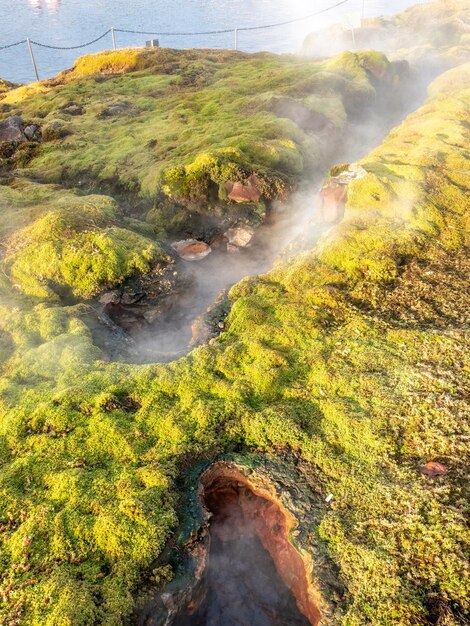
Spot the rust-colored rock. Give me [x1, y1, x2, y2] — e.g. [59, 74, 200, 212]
[316, 162, 367, 224]
[317, 181, 348, 223]
[226, 175, 261, 203]
[191, 316, 211, 346]
[171, 239, 212, 261]
[420, 461, 449, 477]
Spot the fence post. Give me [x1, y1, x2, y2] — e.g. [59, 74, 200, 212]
[234, 28, 238, 51]
[26, 38, 39, 82]
[111, 27, 117, 50]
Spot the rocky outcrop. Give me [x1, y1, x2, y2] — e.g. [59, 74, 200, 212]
[0, 116, 41, 165]
[137, 459, 326, 626]
[316, 163, 366, 224]
[190, 291, 229, 347]
[199, 464, 322, 626]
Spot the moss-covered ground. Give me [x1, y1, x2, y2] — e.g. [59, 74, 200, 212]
[0, 46, 408, 305]
[1, 47, 402, 219]
[0, 13, 469, 626]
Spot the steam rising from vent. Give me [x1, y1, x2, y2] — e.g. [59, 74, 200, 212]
[90, 58, 433, 363]
[165, 464, 321, 626]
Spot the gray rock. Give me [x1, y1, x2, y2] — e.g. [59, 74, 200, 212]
[0, 116, 26, 143]
[23, 124, 40, 141]
[98, 291, 120, 305]
[99, 102, 132, 117]
[61, 103, 85, 116]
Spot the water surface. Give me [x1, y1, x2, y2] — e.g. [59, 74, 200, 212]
[1, 0, 425, 83]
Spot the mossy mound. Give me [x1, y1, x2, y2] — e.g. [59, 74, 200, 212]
[302, 0, 470, 69]
[0, 47, 405, 233]
[0, 59, 468, 626]
[2, 186, 167, 300]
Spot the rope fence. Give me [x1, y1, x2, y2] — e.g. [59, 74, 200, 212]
[0, 0, 431, 82]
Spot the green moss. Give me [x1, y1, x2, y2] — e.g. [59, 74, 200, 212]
[3, 192, 167, 300]
[0, 49, 469, 626]
[1, 48, 392, 232]
[315, 62, 470, 302]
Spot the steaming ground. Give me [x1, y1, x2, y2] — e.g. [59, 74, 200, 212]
[97, 207, 327, 364]
[174, 533, 311, 626]
[172, 480, 312, 626]
[94, 65, 434, 365]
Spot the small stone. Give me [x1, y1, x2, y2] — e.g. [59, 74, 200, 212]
[227, 175, 261, 203]
[419, 461, 448, 477]
[99, 291, 120, 305]
[209, 233, 226, 250]
[171, 239, 211, 262]
[224, 226, 255, 249]
[23, 124, 40, 141]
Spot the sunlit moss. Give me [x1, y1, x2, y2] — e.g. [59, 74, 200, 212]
[1, 47, 389, 230]
[0, 45, 469, 626]
[3, 192, 167, 300]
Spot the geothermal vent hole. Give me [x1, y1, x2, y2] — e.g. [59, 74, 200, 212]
[173, 465, 321, 626]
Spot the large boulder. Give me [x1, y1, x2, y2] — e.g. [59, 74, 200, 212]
[0, 116, 27, 143]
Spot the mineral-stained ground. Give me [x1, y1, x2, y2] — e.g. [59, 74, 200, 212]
[0, 1, 469, 625]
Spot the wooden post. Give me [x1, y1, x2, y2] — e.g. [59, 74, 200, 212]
[351, 27, 356, 49]
[234, 28, 238, 51]
[26, 38, 39, 82]
[111, 27, 117, 50]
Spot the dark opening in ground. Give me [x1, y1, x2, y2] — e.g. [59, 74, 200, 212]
[171, 466, 320, 626]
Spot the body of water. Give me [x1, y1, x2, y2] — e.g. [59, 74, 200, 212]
[0, 0, 425, 84]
